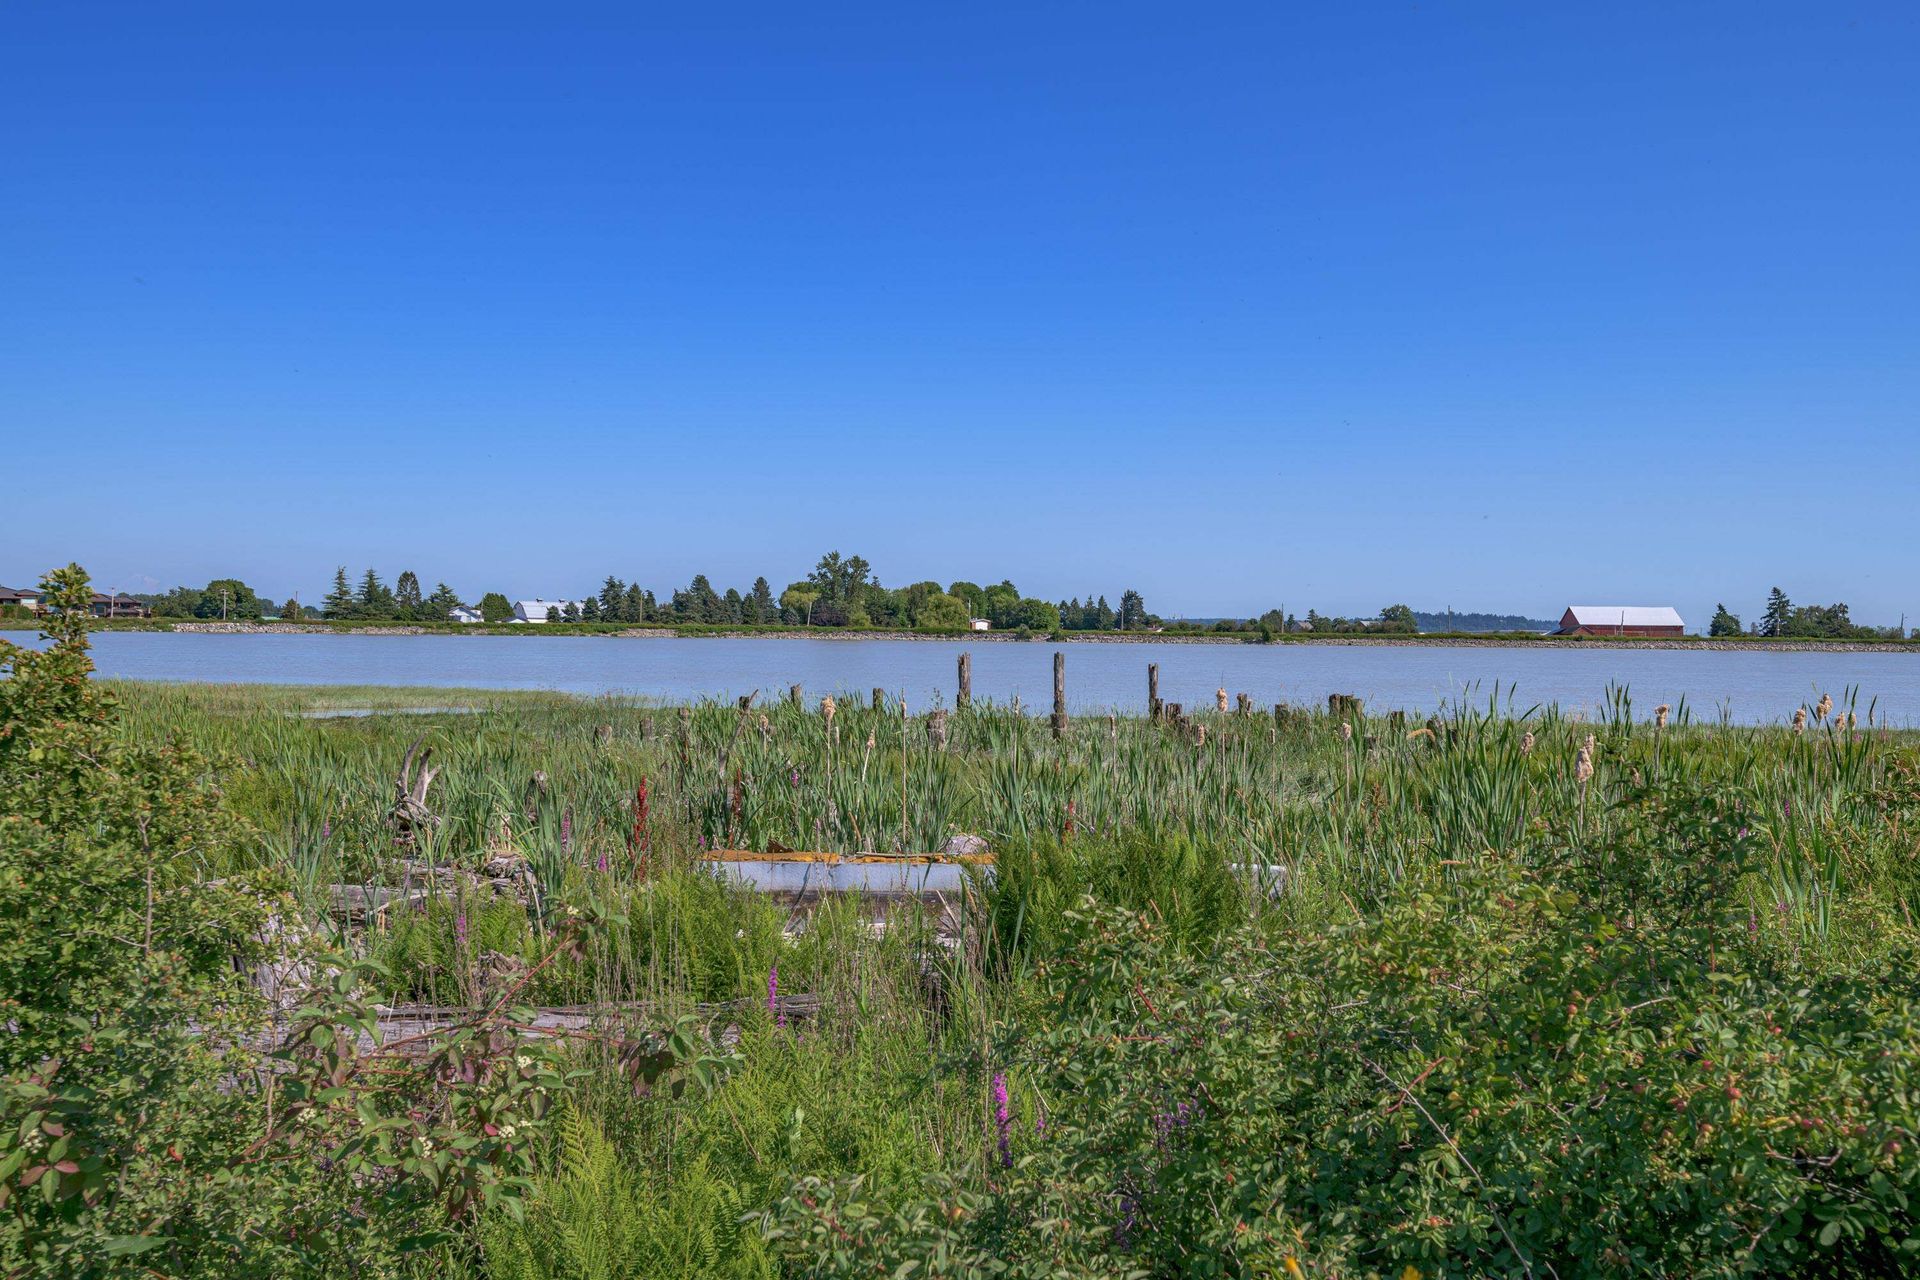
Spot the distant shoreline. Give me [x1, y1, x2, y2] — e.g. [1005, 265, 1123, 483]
[6, 618, 1916, 654]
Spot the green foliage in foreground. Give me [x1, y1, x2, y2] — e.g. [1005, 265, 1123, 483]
[13, 564, 1920, 1276]
[770, 786, 1920, 1276]
[0, 569, 716, 1277]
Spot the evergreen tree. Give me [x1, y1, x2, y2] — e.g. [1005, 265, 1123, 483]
[393, 571, 423, 619]
[1094, 595, 1115, 629]
[322, 566, 356, 619]
[598, 576, 625, 617]
[751, 577, 775, 624]
[1118, 589, 1147, 631]
[562, 601, 581, 623]
[581, 596, 601, 622]
[1761, 588, 1792, 638]
[1708, 603, 1742, 637]
[425, 582, 462, 618]
[623, 583, 647, 623]
[356, 569, 394, 619]
[723, 588, 745, 624]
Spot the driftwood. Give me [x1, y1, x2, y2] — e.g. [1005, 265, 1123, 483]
[329, 884, 431, 924]
[389, 737, 440, 846]
[368, 994, 825, 1056]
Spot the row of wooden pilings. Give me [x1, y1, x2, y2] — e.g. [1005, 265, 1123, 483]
[777, 653, 1362, 742]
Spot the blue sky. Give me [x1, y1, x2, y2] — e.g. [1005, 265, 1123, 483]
[4, 2, 1916, 627]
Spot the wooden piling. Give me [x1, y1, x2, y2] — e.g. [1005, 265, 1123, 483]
[1051, 651, 1067, 739]
[789, 683, 803, 708]
[957, 652, 972, 709]
[872, 686, 886, 712]
[1236, 692, 1251, 716]
[1148, 663, 1161, 720]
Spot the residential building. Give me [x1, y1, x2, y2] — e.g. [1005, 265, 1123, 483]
[448, 605, 485, 624]
[90, 591, 148, 618]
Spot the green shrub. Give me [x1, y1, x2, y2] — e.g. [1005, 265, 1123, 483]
[769, 781, 1920, 1276]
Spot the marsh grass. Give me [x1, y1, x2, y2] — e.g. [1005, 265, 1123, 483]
[101, 678, 1920, 1276]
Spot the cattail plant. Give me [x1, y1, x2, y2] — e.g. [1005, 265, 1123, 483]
[1654, 704, 1670, 728]
[1793, 707, 1808, 733]
[1215, 688, 1228, 714]
[1520, 731, 1536, 756]
[1815, 693, 1833, 723]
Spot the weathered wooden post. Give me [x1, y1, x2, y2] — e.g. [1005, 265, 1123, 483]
[957, 652, 972, 709]
[1147, 663, 1161, 720]
[872, 686, 886, 712]
[789, 683, 803, 708]
[1051, 651, 1067, 739]
[1236, 692, 1252, 716]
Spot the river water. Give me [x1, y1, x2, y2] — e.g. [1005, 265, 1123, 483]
[14, 631, 1920, 725]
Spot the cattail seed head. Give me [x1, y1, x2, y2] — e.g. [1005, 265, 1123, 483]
[1216, 688, 1228, 713]
[1654, 704, 1670, 728]
[1574, 745, 1594, 786]
[1814, 693, 1832, 723]
[1792, 707, 1808, 733]
[821, 695, 836, 722]
[1520, 731, 1535, 755]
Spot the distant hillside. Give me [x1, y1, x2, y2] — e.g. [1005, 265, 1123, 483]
[1414, 610, 1555, 633]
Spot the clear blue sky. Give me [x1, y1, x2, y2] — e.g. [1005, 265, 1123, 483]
[5, 2, 1916, 627]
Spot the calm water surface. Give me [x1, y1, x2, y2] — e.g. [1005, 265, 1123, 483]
[22, 632, 1920, 725]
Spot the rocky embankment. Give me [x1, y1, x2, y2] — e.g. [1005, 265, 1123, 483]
[170, 621, 428, 635]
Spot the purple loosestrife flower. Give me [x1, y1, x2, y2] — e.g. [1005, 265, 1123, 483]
[455, 909, 468, 948]
[992, 1072, 1011, 1167]
[769, 964, 786, 1028]
[1113, 1193, 1140, 1251]
[561, 808, 573, 859]
[321, 818, 330, 842]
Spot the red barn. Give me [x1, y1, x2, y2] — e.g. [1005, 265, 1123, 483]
[1554, 605, 1685, 638]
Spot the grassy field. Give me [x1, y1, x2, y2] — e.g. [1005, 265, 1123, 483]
[72, 677, 1920, 1273]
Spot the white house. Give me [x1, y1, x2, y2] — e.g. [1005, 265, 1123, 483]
[513, 599, 578, 623]
[968, 617, 991, 632]
[448, 605, 484, 624]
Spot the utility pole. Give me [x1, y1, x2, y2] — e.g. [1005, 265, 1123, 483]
[221, 587, 231, 621]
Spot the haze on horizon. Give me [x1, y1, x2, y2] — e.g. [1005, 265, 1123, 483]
[4, 3, 1916, 630]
